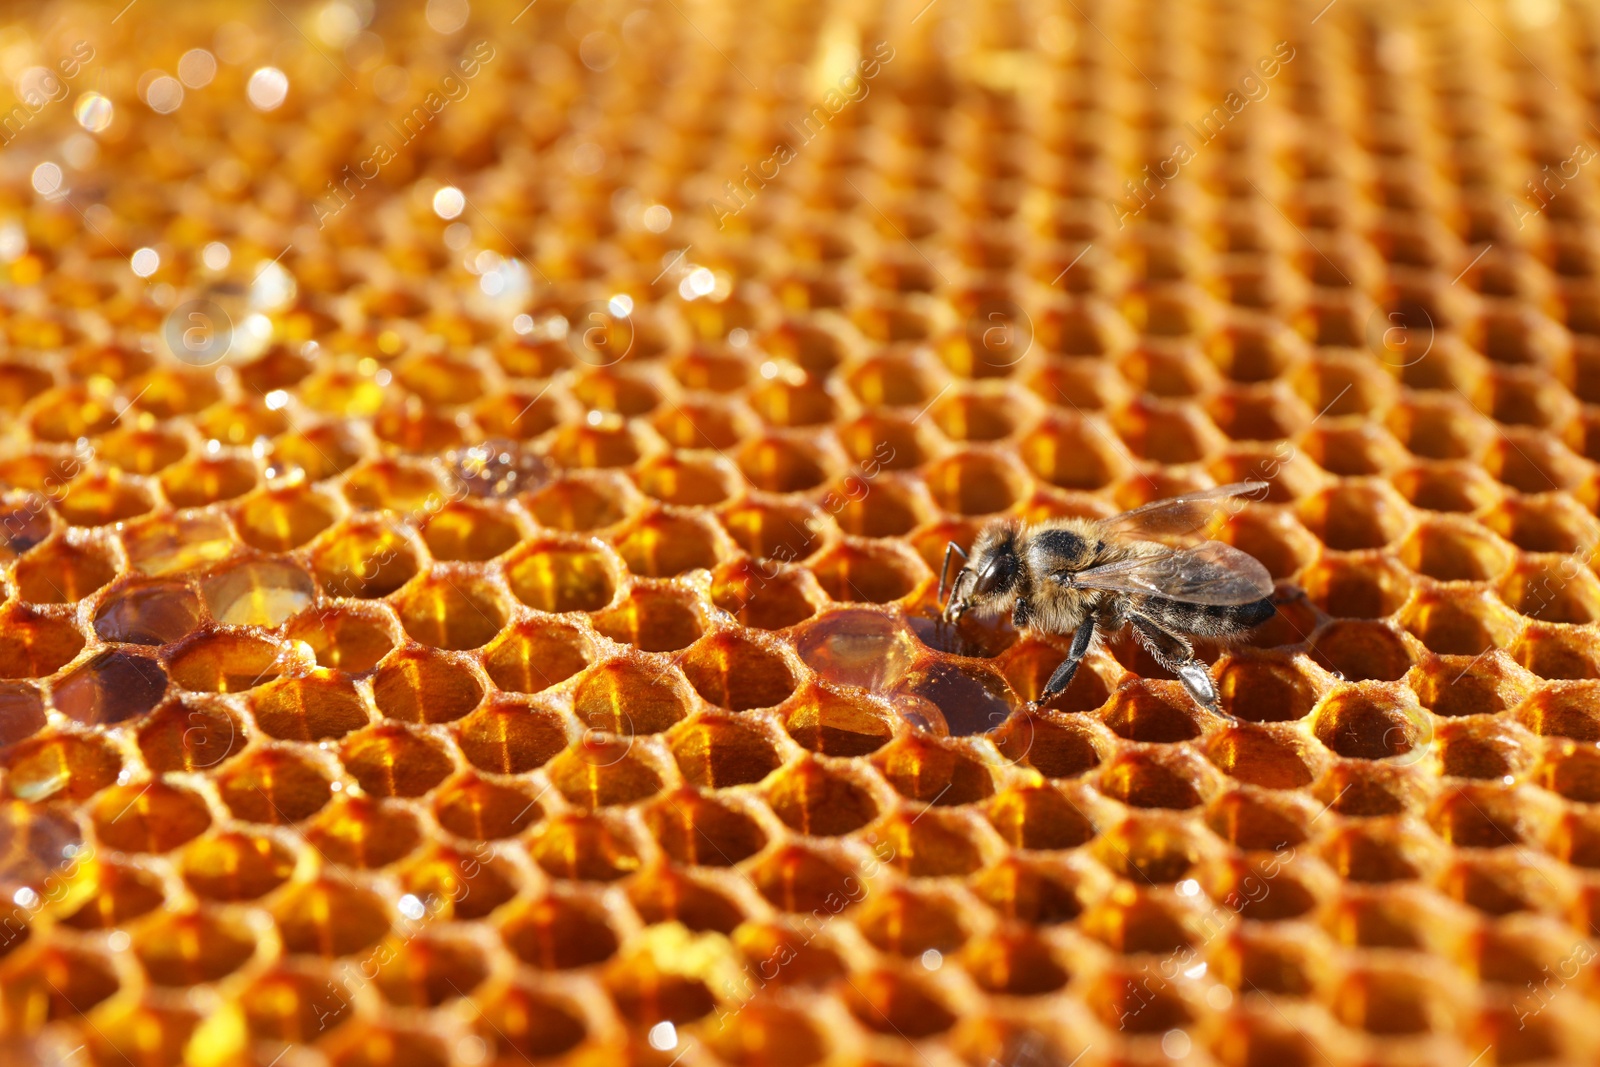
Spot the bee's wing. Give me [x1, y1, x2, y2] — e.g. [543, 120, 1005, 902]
[1097, 481, 1269, 540]
[1066, 541, 1275, 605]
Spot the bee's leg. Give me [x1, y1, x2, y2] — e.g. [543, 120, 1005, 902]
[1130, 616, 1221, 712]
[1012, 597, 1030, 629]
[1034, 617, 1095, 708]
[937, 542, 968, 618]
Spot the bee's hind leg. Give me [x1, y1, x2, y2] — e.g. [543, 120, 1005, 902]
[1130, 616, 1224, 715]
[1031, 617, 1095, 710]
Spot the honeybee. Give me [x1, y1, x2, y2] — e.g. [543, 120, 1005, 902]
[938, 481, 1277, 712]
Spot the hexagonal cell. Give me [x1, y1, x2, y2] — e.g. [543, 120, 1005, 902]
[1483, 431, 1586, 493]
[614, 511, 725, 577]
[136, 700, 241, 773]
[482, 619, 591, 693]
[1498, 558, 1600, 623]
[121, 513, 236, 576]
[91, 780, 212, 853]
[252, 674, 371, 741]
[505, 541, 618, 612]
[718, 500, 825, 562]
[0, 605, 83, 678]
[180, 831, 297, 901]
[4, 945, 120, 1020]
[783, 686, 897, 755]
[95, 427, 187, 475]
[1299, 553, 1412, 619]
[395, 574, 507, 650]
[1483, 494, 1600, 553]
[547, 418, 647, 469]
[1513, 622, 1600, 679]
[633, 453, 741, 507]
[284, 607, 396, 672]
[672, 717, 782, 787]
[854, 886, 967, 956]
[809, 541, 923, 604]
[312, 522, 420, 599]
[763, 758, 878, 836]
[0, 683, 46, 748]
[1098, 748, 1214, 809]
[1311, 684, 1431, 760]
[454, 696, 570, 775]
[874, 732, 995, 805]
[218, 748, 332, 823]
[200, 559, 316, 628]
[305, 796, 421, 869]
[682, 633, 797, 711]
[500, 896, 620, 970]
[1296, 482, 1412, 551]
[573, 660, 694, 734]
[470, 985, 588, 1061]
[1308, 620, 1415, 682]
[5, 733, 122, 802]
[1019, 414, 1127, 490]
[434, 775, 543, 840]
[837, 413, 935, 470]
[921, 452, 1028, 516]
[525, 472, 636, 532]
[94, 580, 202, 645]
[1400, 587, 1524, 655]
[383, 499, 512, 569]
[272, 879, 394, 957]
[593, 586, 704, 652]
[1390, 461, 1504, 514]
[548, 737, 664, 807]
[135, 908, 257, 985]
[13, 539, 117, 603]
[931, 388, 1026, 441]
[53, 649, 169, 725]
[340, 724, 455, 798]
[1412, 651, 1530, 718]
[168, 632, 288, 692]
[157, 455, 257, 508]
[711, 560, 817, 631]
[644, 789, 767, 864]
[652, 396, 756, 451]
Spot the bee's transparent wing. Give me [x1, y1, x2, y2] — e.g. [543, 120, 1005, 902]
[1065, 541, 1275, 605]
[1098, 481, 1269, 540]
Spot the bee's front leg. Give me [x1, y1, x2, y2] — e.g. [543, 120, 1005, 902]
[1028, 616, 1095, 710]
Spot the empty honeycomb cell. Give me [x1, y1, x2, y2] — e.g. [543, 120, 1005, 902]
[252, 674, 369, 741]
[93, 579, 201, 645]
[529, 813, 641, 881]
[1485, 431, 1588, 494]
[418, 500, 522, 562]
[403, 843, 519, 919]
[135, 908, 257, 985]
[217, 747, 332, 824]
[455, 697, 570, 775]
[1514, 622, 1600, 679]
[1401, 587, 1525, 655]
[1308, 619, 1416, 681]
[1019, 414, 1128, 490]
[396, 575, 507, 651]
[1297, 482, 1412, 551]
[670, 715, 782, 787]
[1388, 396, 1492, 461]
[575, 659, 693, 734]
[5, 733, 121, 802]
[90, 780, 211, 853]
[180, 830, 296, 901]
[53, 473, 152, 527]
[1301, 423, 1411, 477]
[284, 607, 395, 672]
[273, 879, 393, 958]
[341, 724, 454, 798]
[0, 683, 45, 748]
[1333, 967, 1451, 1036]
[808, 541, 924, 604]
[764, 758, 878, 836]
[614, 511, 724, 577]
[372, 932, 490, 1009]
[843, 969, 957, 1038]
[549, 735, 664, 807]
[312, 522, 420, 599]
[1499, 558, 1600, 623]
[920, 451, 1027, 517]
[270, 425, 366, 483]
[471, 985, 588, 1061]
[712, 560, 818, 630]
[167, 631, 289, 692]
[1410, 651, 1530, 720]
[506, 540, 618, 613]
[1390, 461, 1505, 515]
[633, 454, 740, 508]
[593, 587, 704, 652]
[718, 499, 826, 562]
[158, 454, 258, 508]
[525, 472, 636, 532]
[0, 607, 82, 679]
[930, 387, 1026, 442]
[95, 426, 186, 475]
[749, 845, 858, 913]
[1429, 785, 1528, 848]
[644, 789, 767, 864]
[3, 945, 119, 1021]
[1100, 681, 1204, 743]
[1000, 639, 1113, 712]
[12, 539, 117, 604]
[1484, 494, 1600, 554]
[1300, 552, 1411, 621]
[299, 796, 418, 871]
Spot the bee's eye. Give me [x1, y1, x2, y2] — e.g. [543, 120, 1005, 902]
[973, 556, 1011, 596]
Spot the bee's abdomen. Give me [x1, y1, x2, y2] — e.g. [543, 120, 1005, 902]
[1138, 595, 1276, 637]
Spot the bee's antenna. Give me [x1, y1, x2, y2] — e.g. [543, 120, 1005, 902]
[937, 541, 968, 616]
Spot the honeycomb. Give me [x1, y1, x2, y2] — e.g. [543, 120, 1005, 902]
[8, 0, 1600, 1064]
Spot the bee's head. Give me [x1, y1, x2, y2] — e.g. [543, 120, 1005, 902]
[943, 522, 1021, 622]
